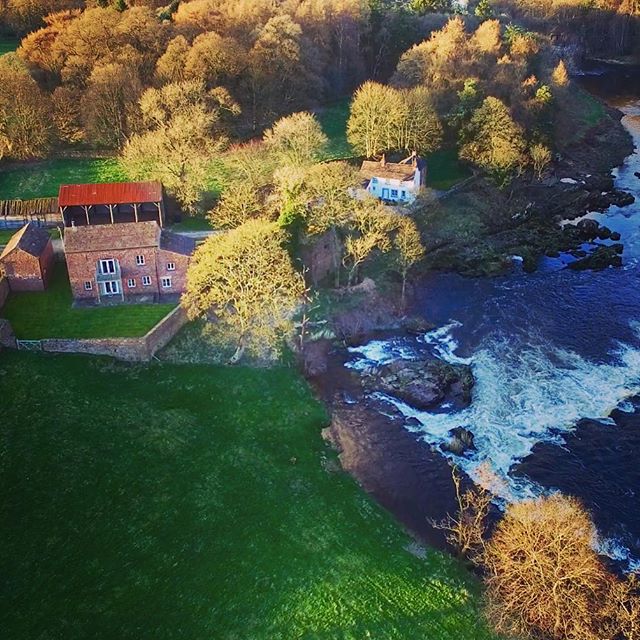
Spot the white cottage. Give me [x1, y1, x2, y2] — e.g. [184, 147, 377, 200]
[360, 153, 426, 204]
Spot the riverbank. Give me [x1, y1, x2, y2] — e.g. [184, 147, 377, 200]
[310, 334, 481, 551]
[307, 80, 640, 559]
[417, 93, 635, 276]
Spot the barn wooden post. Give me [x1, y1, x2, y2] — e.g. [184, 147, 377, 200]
[108, 204, 115, 224]
[133, 203, 139, 223]
[154, 202, 162, 227]
[82, 205, 90, 225]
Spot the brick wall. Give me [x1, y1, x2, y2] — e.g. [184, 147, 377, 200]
[67, 248, 191, 301]
[67, 246, 160, 301]
[0, 277, 9, 310]
[39, 240, 55, 287]
[157, 249, 190, 296]
[39, 306, 188, 362]
[2, 247, 47, 291]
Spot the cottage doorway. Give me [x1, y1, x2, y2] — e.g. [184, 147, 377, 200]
[381, 188, 390, 199]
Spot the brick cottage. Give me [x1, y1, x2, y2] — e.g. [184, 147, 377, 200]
[64, 221, 195, 303]
[0, 223, 55, 291]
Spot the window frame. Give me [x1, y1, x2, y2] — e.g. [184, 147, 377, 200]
[99, 258, 116, 275]
[84, 280, 92, 291]
[102, 280, 119, 296]
[142, 275, 152, 287]
[161, 277, 172, 289]
[135, 254, 145, 266]
[127, 278, 136, 288]
[167, 262, 176, 271]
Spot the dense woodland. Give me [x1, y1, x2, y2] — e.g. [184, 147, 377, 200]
[0, 0, 638, 166]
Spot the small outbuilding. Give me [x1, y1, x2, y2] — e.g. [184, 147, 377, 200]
[0, 223, 54, 291]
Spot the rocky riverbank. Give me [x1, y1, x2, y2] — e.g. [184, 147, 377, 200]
[310, 340, 477, 549]
[419, 103, 636, 276]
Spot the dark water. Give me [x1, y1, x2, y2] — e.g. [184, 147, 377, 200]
[348, 67, 640, 570]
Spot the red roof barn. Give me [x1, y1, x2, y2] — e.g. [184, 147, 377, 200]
[0, 223, 55, 292]
[58, 181, 165, 227]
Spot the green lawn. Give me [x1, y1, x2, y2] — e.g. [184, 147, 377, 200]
[0, 36, 19, 56]
[0, 227, 59, 245]
[0, 157, 129, 200]
[1, 263, 174, 339]
[0, 350, 497, 639]
[317, 98, 354, 160]
[427, 148, 472, 191]
[170, 214, 214, 232]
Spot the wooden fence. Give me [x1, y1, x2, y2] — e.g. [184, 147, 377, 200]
[0, 197, 60, 223]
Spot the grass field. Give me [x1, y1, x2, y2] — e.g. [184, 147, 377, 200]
[0, 158, 129, 200]
[0, 227, 58, 245]
[427, 148, 472, 191]
[317, 99, 353, 160]
[1, 263, 174, 339]
[0, 351, 497, 639]
[0, 36, 19, 56]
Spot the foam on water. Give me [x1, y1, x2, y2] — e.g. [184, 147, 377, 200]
[347, 322, 640, 567]
[357, 322, 640, 497]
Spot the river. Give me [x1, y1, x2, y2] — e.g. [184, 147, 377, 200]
[346, 67, 640, 570]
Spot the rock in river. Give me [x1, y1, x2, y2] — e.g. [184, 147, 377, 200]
[362, 357, 475, 411]
[441, 427, 476, 456]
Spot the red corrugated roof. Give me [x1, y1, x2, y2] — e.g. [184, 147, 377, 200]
[58, 181, 163, 207]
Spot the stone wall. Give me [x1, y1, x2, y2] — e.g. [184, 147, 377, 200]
[0, 318, 15, 348]
[39, 305, 188, 362]
[0, 277, 9, 310]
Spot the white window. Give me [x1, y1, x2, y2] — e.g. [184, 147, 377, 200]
[101, 280, 119, 296]
[127, 278, 136, 288]
[167, 262, 176, 271]
[84, 281, 92, 291]
[136, 255, 145, 266]
[401, 190, 406, 199]
[371, 177, 378, 184]
[390, 189, 398, 198]
[142, 276, 151, 286]
[99, 259, 116, 275]
[161, 277, 172, 289]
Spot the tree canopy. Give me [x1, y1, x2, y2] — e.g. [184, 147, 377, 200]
[182, 218, 305, 362]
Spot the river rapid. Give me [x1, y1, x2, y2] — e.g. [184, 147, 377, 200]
[346, 68, 640, 570]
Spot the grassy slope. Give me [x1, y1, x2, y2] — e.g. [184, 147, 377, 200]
[1, 263, 174, 339]
[0, 351, 497, 640]
[0, 158, 128, 200]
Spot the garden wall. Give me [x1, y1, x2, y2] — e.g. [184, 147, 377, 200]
[0, 277, 9, 311]
[0, 318, 16, 349]
[39, 306, 188, 362]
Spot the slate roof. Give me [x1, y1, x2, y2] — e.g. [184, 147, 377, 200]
[360, 160, 417, 182]
[58, 181, 163, 207]
[64, 221, 161, 254]
[160, 230, 196, 256]
[0, 223, 51, 260]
